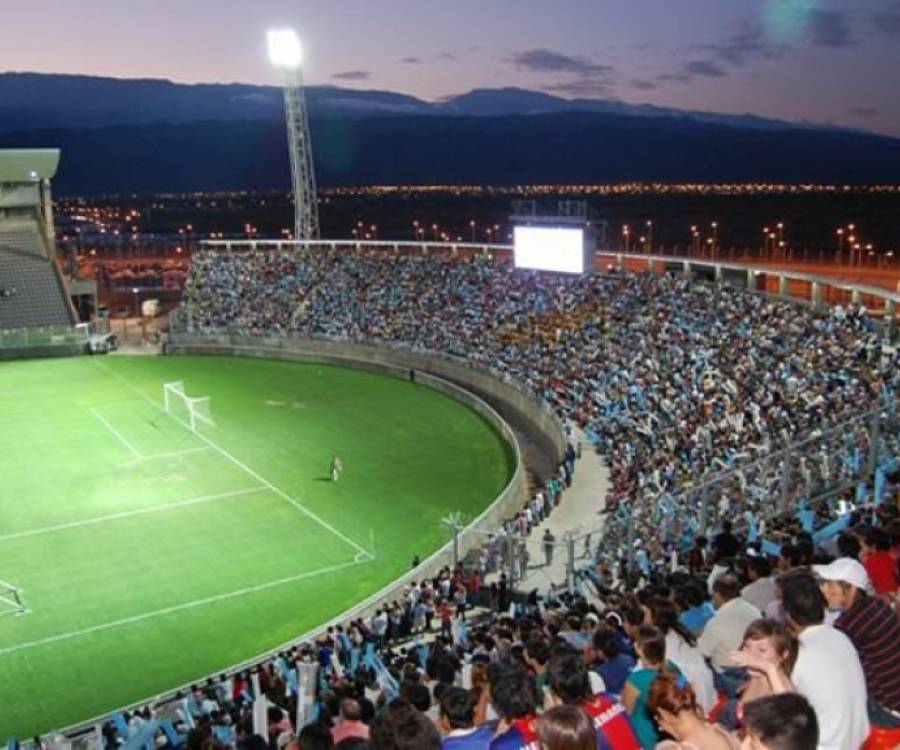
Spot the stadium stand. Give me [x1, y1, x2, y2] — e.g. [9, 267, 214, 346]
[16, 244, 900, 749]
[0, 150, 76, 331]
[84, 244, 890, 750]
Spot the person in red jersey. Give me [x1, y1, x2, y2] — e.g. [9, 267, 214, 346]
[546, 648, 641, 750]
[860, 528, 898, 597]
[489, 660, 542, 750]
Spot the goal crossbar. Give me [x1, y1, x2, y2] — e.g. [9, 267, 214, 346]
[163, 381, 214, 433]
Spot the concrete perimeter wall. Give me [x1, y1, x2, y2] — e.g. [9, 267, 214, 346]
[0, 342, 83, 360]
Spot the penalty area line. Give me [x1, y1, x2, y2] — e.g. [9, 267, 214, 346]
[121, 446, 211, 466]
[93, 359, 376, 562]
[90, 407, 143, 459]
[0, 558, 370, 657]
[0, 486, 266, 544]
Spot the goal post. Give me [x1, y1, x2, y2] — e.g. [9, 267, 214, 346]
[163, 381, 214, 432]
[0, 579, 26, 618]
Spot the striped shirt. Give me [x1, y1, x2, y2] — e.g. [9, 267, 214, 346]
[836, 594, 900, 712]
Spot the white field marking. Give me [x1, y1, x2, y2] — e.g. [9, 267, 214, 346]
[0, 486, 266, 544]
[93, 359, 375, 561]
[0, 597, 27, 617]
[0, 578, 22, 592]
[121, 446, 211, 466]
[0, 557, 369, 657]
[90, 407, 143, 459]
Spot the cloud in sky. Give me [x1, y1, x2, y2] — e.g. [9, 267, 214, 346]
[871, 0, 900, 36]
[657, 72, 691, 84]
[332, 69, 371, 81]
[630, 79, 656, 91]
[509, 48, 616, 98]
[847, 107, 880, 118]
[701, 20, 785, 67]
[804, 9, 856, 47]
[544, 78, 614, 97]
[683, 60, 729, 78]
[400, 56, 421, 64]
[509, 48, 612, 76]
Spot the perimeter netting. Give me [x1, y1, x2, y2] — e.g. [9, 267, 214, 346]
[163, 381, 214, 433]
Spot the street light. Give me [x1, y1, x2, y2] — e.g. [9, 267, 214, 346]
[469, 219, 476, 243]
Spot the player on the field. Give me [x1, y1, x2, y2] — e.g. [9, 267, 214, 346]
[330, 455, 343, 481]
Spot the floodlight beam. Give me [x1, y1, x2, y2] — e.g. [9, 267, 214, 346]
[267, 29, 303, 69]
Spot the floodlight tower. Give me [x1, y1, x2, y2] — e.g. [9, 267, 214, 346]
[267, 29, 319, 240]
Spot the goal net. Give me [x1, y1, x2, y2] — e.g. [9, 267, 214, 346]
[0, 579, 26, 618]
[163, 381, 214, 433]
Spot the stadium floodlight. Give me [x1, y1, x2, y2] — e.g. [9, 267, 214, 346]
[267, 28, 319, 241]
[267, 29, 303, 69]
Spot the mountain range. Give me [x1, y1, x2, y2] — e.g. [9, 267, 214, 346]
[1, 72, 899, 194]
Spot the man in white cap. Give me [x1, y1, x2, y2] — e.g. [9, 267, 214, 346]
[815, 557, 900, 728]
[779, 570, 869, 750]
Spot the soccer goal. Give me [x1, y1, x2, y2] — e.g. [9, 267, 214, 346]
[0, 579, 26, 618]
[163, 381, 214, 433]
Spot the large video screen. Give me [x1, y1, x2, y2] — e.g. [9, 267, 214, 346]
[513, 226, 585, 274]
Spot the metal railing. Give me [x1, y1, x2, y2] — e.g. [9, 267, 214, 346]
[591, 398, 898, 573]
[0, 323, 89, 348]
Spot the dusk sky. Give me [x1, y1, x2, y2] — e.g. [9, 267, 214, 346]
[4, 0, 900, 137]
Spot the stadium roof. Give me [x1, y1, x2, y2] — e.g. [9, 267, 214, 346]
[0, 149, 60, 182]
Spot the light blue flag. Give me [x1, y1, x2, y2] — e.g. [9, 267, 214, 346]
[761, 539, 782, 557]
[286, 668, 300, 697]
[364, 652, 399, 700]
[7, 737, 18, 750]
[350, 647, 361, 673]
[112, 713, 131, 739]
[213, 725, 235, 746]
[798, 509, 814, 533]
[856, 482, 867, 504]
[875, 468, 886, 506]
[160, 720, 185, 749]
[812, 514, 852, 545]
[123, 720, 158, 750]
[457, 618, 469, 649]
[747, 515, 759, 542]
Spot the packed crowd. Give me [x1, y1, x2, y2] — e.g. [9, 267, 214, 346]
[141, 246, 900, 750]
[183, 248, 900, 558]
[99, 504, 900, 750]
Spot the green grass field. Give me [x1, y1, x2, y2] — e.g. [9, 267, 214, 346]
[0, 354, 514, 738]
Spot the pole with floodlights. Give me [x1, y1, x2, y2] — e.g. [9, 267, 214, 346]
[268, 29, 319, 241]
